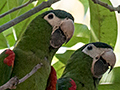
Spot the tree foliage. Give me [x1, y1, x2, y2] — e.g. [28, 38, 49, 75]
[0, 0, 119, 89]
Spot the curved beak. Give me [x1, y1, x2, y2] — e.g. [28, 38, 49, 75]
[60, 18, 74, 43]
[102, 50, 116, 73]
[50, 18, 74, 48]
[91, 50, 116, 78]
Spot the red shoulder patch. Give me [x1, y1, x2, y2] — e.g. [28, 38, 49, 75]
[69, 78, 77, 90]
[46, 66, 57, 90]
[3, 49, 15, 67]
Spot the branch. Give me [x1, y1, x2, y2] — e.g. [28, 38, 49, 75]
[19, 63, 43, 84]
[0, 77, 18, 90]
[0, 0, 60, 33]
[0, 0, 37, 18]
[92, 0, 120, 13]
[0, 63, 43, 90]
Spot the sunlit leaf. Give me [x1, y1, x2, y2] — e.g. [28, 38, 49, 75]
[56, 50, 75, 64]
[0, 0, 11, 48]
[0, 0, 120, 89]
[79, 0, 89, 14]
[0, 1, 10, 25]
[99, 67, 120, 89]
[0, 0, 52, 48]
[3, 28, 16, 47]
[8, 0, 52, 39]
[0, 0, 7, 11]
[88, 0, 117, 48]
[63, 23, 90, 47]
[0, 33, 7, 49]
[53, 61, 65, 79]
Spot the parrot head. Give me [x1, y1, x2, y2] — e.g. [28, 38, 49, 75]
[82, 42, 116, 78]
[42, 10, 74, 48]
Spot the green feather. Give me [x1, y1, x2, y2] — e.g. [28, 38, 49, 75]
[62, 47, 98, 90]
[0, 10, 74, 90]
[58, 45, 99, 90]
[58, 42, 114, 90]
[11, 12, 59, 90]
[0, 50, 12, 86]
[57, 77, 74, 90]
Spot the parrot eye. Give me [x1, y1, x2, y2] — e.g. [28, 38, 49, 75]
[87, 46, 93, 50]
[48, 14, 54, 19]
[95, 56, 99, 60]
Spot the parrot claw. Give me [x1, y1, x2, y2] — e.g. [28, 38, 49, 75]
[3, 49, 15, 68]
[8, 76, 19, 89]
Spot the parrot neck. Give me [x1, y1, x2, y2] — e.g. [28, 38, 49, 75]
[14, 16, 58, 63]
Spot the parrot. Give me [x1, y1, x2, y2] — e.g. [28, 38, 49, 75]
[0, 9, 74, 90]
[57, 42, 116, 90]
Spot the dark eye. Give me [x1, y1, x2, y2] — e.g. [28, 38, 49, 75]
[87, 46, 93, 50]
[95, 56, 99, 59]
[48, 14, 54, 19]
[66, 17, 69, 20]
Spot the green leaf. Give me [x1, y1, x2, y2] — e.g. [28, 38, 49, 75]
[88, 0, 117, 48]
[7, 0, 34, 39]
[63, 23, 90, 47]
[74, 23, 90, 38]
[0, 1, 10, 26]
[99, 84, 120, 90]
[99, 67, 120, 89]
[0, 0, 12, 48]
[0, 0, 7, 11]
[53, 60, 65, 79]
[55, 50, 75, 64]
[79, 0, 89, 14]
[0, 0, 52, 48]
[0, 33, 8, 49]
[8, 0, 52, 39]
[3, 28, 16, 47]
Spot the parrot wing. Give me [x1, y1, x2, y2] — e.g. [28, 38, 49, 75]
[0, 49, 15, 86]
[46, 66, 76, 90]
[57, 42, 116, 90]
[57, 77, 76, 90]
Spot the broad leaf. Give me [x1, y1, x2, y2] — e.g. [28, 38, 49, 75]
[3, 28, 16, 47]
[53, 60, 65, 79]
[0, 0, 51, 48]
[63, 23, 90, 47]
[56, 50, 75, 64]
[88, 0, 117, 48]
[0, 33, 8, 49]
[99, 67, 120, 89]
[79, 0, 89, 14]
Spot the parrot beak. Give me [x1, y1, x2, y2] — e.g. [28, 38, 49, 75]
[43, 12, 74, 48]
[91, 50, 116, 78]
[101, 50, 116, 73]
[50, 18, 74, 48]
[59, 18, 74, 43]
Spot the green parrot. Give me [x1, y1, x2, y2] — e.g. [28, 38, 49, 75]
[0, 10, 74, 90]
[57, 42, 116, 90]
